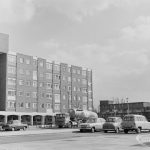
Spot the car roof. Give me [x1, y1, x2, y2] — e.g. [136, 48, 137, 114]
[124, 114, 144, 117]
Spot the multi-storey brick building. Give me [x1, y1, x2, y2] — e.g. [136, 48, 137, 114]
[99, 100, 150, 121]
[0, 33, 93, 125]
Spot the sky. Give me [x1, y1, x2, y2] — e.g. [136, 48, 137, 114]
[1, 0, 150, 108]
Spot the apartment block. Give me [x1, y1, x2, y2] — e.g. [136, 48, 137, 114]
[0, 51, 93, 114]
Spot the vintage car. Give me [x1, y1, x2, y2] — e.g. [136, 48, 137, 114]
[103, 117, 122, 133]
[121, 114, 150, 134]
[2, 120, 28, 131]
[79, 117, 106, 133]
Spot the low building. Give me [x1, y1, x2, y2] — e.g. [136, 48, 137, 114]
[100, 100, 150, 121]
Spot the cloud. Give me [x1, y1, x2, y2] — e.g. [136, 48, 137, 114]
[0, 0, 35, 23]
[122, 16, 150, 41]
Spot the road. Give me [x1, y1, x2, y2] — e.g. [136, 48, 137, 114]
[0, 129, 149, 150]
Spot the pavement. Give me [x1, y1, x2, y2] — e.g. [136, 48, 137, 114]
[0, 126, 78, 136]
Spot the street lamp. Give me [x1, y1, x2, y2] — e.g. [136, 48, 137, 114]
[126, 97, 129, 114]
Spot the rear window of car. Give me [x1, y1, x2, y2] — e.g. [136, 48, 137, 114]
[106, 118, 116, 122]
[123, 116, 134, 121]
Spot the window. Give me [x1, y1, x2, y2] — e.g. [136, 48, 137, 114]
[32, 92, 37, 98]
[19, 69, 24, 74]
[63, 94, 66, 100]
[68, 86, 71, 91]
[19, 80, 24, 85]
[33, 71, 37, 80]
[54, 74, 60, 80]
[26, 92, 31, 97]
[46, 82, 52, 89]
[8, 55, 16, 63]
[7, 101, 15, 108]
[82, 79, 87, 84]
[8, 66, 16, 74]
[83, 105, 87, 110]
[62, 66, 66, 72]
[83, 96, 87, 103]
[18, 91, 23, 96]
[62, 76, 66, 81]
[54, 94, 60, 103]
[77, 79, 81, 82]
[41, 104, 44, 108]
[8, 90, 16, 100]
[73, 78, 76, 82]
[46, 93, 52, 99]
[39, 73, 44, 78]
[82, 88, 87, 93]
[33, 103, 37, 109]
[46, 73, 52, 80]
[68, 77, 71, 82]
[39, 60, 44, 67]
[77, 70, 81, 74]
[63, 105, 66, 109]
[55, 104, 60, 110]
[39, 82, 44, 87]
[68, 67, 71, 73]
[26, 59, 30, 64]
[82, 70, 87, 76]
[26, 81, 31, 86]
[54, 84, 60, 90]
[20, 103, 24, 107]
[33, 81, 37, 87]
[41, 93, 45, 98]
[33, 59, 37, 66]
[19, 58, 24, 63]
[54, 64, 60, 71]
[26, 103, 30, 108]
[26, 70, 31, 75]
[73, 86, 76, 91]
[72, 69, 76, 74]
[46, 103, 51, 109]
[46, 63, 52, 70]
[8, 78, 16, 86]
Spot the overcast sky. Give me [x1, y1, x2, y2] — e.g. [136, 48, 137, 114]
[1, 0, 150, 108]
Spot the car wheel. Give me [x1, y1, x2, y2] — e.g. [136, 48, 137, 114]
[68, 122, 72, 128]
[104, 130, 107, 133]
[11, 128, 15, 131]
[91, 128, 95, 133]
[80, 129, 83, 132]
[136, 128, 141, 134]
[23, 127, 26, 130]
[124, 129, 128, 134]
[115, 128, 119, 133]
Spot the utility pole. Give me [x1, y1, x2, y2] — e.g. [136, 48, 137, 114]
[126, 97, 129, 115]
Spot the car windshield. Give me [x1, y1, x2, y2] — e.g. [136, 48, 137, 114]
[86, 118, 96, 123]
[123, 116, 134, 121]
[107, 118, 116, 122]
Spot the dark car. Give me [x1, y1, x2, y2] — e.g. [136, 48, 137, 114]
[2, 120, 28, 131]
[103, 117, 122, 133]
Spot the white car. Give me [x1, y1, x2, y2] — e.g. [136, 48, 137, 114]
[121, 114, 150, 134]
[79, 118, 106, 133]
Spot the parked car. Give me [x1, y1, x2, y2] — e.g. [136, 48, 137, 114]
[121, 114, 150, 134]
[79, 117, 106, 133]
[2, 120, 28, 131]
[103, 117, 122, 133]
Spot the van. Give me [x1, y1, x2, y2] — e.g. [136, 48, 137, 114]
[121, 114, 150, 134]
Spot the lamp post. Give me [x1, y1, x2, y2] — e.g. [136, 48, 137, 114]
[126, 97, 129, 115]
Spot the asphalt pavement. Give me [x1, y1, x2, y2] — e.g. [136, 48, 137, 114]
[0, 126, 78, 136]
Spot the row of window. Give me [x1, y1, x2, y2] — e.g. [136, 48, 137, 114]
[7, 101, 60, 110]
[7, 89, 90, 103]
[8, 55, 91, 76]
